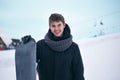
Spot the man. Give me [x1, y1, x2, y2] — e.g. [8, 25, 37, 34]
[36, 13, 85, 80]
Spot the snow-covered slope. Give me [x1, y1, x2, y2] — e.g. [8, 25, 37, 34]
[0, 50, 16, 80]
[0, 33, 120, 80]
[77, 33, 120, 80]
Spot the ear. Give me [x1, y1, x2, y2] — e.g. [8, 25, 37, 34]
[63, 23, 66, 28]
[49, 24, 51, 29]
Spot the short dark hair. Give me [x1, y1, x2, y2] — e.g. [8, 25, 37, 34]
[49, 13, 65, 25]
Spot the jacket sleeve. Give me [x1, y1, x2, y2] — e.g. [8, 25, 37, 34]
[36, 39, 44, 63]
[72, 44, 85, 80]
[36, 41, 40, 63]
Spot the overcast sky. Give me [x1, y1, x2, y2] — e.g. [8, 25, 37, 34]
[0, 0, 120, 41]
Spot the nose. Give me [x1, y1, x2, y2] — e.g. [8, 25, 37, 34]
[54, 26, 59, 30]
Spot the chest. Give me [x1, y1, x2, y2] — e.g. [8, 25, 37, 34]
[40, 45, 74, 66]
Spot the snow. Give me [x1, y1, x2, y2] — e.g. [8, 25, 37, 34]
[0, 50, 16, 80]
[77, 33, 120, 80]
[0, 33, 120, 80]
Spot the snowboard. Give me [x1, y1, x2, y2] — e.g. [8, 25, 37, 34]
[15, 36, 36, 80]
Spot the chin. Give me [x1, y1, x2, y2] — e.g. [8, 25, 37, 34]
[55, 35, 61, 37]
[54, 34, 62, 37]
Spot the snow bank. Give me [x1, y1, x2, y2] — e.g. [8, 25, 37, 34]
[77, 33, 120, 80]
[0, 50, 16, 80]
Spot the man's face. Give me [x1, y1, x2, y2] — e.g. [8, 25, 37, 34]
[49, 21, 65, 37]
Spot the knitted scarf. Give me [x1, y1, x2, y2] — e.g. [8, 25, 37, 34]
[44, 24, 73, 52]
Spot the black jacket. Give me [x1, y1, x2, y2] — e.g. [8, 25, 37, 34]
[36, 24, 84, 80]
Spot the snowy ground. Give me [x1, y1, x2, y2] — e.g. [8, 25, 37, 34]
[77, 33, 120, 80]
[0, 50, 16, 80]
[0, 33, 120, 80]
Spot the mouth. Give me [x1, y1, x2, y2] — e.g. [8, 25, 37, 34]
[54, 31, 60, 34]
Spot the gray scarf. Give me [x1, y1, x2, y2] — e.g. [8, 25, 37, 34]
[44, 34, 73, 52]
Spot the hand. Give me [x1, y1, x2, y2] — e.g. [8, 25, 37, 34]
[22, 35, 32, 44]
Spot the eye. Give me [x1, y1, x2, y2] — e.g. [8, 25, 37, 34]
[51, 25, 55, 28]
[58, 24, 61, 27]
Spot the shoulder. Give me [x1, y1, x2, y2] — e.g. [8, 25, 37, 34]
[70, 42, 81, 53]
[71, 42, 79, 48]
[37, 39, 45, 47]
